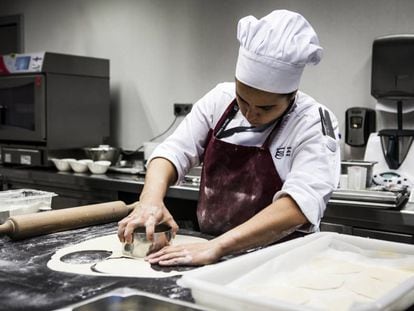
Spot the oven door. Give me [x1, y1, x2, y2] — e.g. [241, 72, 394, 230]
[0, 75, 46, 142]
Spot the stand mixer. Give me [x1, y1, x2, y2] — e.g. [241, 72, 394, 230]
[364, 35, 414, 189]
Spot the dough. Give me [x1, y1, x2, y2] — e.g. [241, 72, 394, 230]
[290, 272, 345, 290]
[364, 266, 413, 284]
[309, 257, 363, 275]
[345, 274, 395, 299]
[47, 233, 207, 278]
[246, 284, 310, 305]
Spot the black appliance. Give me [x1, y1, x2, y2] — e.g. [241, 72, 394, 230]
[371, 35, 414, 169]
[0, 52, 110, 166]
[345, 107, 376, 147]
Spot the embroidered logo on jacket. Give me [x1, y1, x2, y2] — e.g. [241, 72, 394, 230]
[275, 147, 292, 159]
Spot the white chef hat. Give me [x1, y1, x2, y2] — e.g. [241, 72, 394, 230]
[235, 9, 323, 94]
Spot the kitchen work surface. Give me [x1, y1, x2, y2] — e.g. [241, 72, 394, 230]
[179, 232, 414, 311]
[0, 222, 208, 311]
[47, 233, 207, 278]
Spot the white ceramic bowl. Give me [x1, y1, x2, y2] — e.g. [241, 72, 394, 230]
[87, 160, 111, 174]
[51, 158, 76, 172]
[69, 159, 93, 173]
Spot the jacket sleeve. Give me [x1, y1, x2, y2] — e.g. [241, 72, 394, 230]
[273, 107, 341, 230]
[148, 83, 232, 184]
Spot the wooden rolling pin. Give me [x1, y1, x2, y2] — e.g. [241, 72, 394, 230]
[0, 200, 137, 240]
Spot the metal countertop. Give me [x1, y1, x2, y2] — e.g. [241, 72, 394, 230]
[0, 165, 413, 238]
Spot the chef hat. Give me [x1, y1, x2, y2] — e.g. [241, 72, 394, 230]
[235, 9, 323, 94]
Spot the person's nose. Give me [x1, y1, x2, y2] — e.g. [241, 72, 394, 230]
[245, 107, 259, 121]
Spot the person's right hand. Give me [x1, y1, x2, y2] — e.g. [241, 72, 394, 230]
[117, 199, 179, 244]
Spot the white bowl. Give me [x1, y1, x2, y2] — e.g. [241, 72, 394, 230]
[51, 158, 76, 171]
[87, 160, 111, 174]
[69, 159, 93, 173]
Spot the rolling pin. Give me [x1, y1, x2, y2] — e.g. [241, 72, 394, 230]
[0, 200, 137, 240]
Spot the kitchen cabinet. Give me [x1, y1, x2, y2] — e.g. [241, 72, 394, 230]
[322, 202, 414, 244]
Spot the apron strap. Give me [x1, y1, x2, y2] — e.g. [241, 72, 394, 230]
[214, 99, 239, 137]
[214, 97, 296, 149]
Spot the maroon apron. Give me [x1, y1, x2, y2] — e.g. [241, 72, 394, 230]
[197, 99, 285, 236]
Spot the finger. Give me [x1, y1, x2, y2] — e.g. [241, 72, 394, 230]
[145, 245, 175, 260]
[162, 211, 179, 238]
[117, 215, 133, 243]
[123, 218, 144, 244]
[158, 255, 192, 266]
[117, 222, 126, 243]
[145, 215, 156, 241]
[146, 248, 187, 263]
[155, 250, 193, 266]
[166, 219, 179, 238]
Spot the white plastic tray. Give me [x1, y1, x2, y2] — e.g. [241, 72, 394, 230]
[0, 189, 57, 223]
[178, 232, 414, 311]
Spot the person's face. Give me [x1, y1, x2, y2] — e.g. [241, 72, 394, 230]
[235, 79, 294, 126]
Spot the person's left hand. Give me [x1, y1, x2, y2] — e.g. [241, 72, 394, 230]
[145, 241, 222, 266]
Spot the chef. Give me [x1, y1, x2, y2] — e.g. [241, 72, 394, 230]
[118, 9, 341, 266]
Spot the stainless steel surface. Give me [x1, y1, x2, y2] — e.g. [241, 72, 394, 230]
[1, 165, 413, 244]
[330, 188, 409, 209]
[84, 145, 120, 165]
[341, 160, 377, 187]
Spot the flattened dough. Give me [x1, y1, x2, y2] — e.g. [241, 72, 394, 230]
[246, 284, 310, 305]
[309, 257, 363, 275]
[345, 274, 396, 299]
[364, 266, 413, 284]
[290, 273, 345, 290]
[47, 233, 207, 278]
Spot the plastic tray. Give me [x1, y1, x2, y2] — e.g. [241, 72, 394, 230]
[178, 232, 414, 311]
[0, 189, 57, 223]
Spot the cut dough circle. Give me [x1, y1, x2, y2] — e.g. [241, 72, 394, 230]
[309, 258, 363, 275]
[290, 273, 345, 290]
[247, 284, 310, 305]
[345, 274, 395, 299]
[47, 233, 207, 278]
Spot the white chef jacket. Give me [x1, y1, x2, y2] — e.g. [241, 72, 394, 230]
[149, 82, 341, 231]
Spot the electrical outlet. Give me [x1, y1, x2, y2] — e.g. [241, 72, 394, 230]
[174, 103, 192, 116]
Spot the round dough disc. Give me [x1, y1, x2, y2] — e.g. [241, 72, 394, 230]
[47, 233, 207, 278]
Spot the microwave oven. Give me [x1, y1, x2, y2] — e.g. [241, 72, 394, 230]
[0, 52, 110, 166]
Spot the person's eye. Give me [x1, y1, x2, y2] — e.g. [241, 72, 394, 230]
[237, 98, 248, 106]
[259, 106, 274, 111]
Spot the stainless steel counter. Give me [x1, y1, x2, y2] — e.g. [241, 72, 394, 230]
[0, 165, 413, 243]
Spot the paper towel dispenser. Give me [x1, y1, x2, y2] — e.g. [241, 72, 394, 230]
[345, 107, 376, 147]
[371, 34, 414, 99]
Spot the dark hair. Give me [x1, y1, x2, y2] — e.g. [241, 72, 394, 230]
[281, 90, 297, 102]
